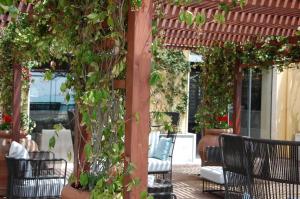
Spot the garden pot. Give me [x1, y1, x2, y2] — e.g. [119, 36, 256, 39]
[61, 185, 91, 199]
[198, 128, 232, 166]
[0, 139, 10, 196]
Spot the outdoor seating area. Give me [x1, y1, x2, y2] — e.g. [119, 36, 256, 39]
[0, 0, 300, 199]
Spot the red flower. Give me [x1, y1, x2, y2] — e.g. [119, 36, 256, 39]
[217, 115, 233, 127]
[217, 115, 228, 122]
[3, 114, 12, 123]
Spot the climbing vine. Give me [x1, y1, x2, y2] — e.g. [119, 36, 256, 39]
[151, 44, 190, 131]
[194, 43, 236, 131]
[194, 38, 300, 132]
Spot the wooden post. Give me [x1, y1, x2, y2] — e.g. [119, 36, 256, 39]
[12, 64, 22, 142]
[125, 0, 152, 198]
[233, 63, 243, 134]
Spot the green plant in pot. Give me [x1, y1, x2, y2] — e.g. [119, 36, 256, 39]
[194, 43, 235, 165]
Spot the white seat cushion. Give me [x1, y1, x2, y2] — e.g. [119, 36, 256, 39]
[148, 158, 171, 172]
[13, 179, 65, 197]
[200, 166, 224, 184]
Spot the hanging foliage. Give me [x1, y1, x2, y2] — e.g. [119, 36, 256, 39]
[151, 44, 190, 131]
[195, 38, 300, 133]
[194, 43, 236, 131]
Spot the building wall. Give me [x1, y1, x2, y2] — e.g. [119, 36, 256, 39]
[275, 67, 300, 141]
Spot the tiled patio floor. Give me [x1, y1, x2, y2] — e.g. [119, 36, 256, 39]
[173, 165, 223, 199]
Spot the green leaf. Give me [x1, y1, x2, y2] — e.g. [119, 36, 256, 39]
[179, 11, 185, 22]
[239, 0, 247, 8]
[65, 93, 70, 103]
[107, 16, 114, 28]
[149, 71, 161, 86]
[60, 83, 67, 92]
[194, 12, 206, 26]
[140, 191, 148, 199]
[49, 136, 56, 149]
[184, 11, 194, 25]
[213, 13, 226, 24]
[84, 143, 92, 161]
[79, 172, 89, 187]
[218, 3, 230, 14]
[53, 124, 63, 135]
[44, 70, 53, 81]
[87, 13, 98, 20]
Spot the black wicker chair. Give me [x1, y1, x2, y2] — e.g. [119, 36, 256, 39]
[220, 134, 300, 199]
[6, 151, 67, 199]
[219, 135, 252, 199]
[244, 137, 300, 199]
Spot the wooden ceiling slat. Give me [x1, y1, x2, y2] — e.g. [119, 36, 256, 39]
[157, 0, 300, 49]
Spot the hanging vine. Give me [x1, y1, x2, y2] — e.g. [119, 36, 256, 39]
[151, 44, 190, 131]
[194, 38, 300, 133]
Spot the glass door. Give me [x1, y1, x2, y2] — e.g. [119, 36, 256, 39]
[240, 68, 273, 139]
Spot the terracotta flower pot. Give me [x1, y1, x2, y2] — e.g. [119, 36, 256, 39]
[198, 128, 232, 166]
[61, 185, 91, 199]
[0, 153, 8, 196]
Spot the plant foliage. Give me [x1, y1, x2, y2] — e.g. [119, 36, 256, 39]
[194, 43, 235, 131]
[151, 44, 190, 131]
[195, 38, 300, 132]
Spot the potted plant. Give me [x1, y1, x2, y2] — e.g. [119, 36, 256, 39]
[194, 43, 236, 166]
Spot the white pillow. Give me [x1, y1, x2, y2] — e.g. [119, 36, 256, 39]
[9, 141, 30, 159]
[8, 141, 32, 177]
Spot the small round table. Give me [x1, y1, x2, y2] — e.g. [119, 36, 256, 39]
[148, 180, 177, 199]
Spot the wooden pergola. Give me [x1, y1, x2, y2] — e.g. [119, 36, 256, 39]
[2, 0, 300, 198]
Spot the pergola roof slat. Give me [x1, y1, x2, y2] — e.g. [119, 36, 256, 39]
[156, 0, 300, 49]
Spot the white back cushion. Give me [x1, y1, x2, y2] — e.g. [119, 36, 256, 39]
[148, 131, 160, 158]
[8, 141, 32, 177]
[9, 141, 30, 159]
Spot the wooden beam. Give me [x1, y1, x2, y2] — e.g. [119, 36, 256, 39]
[113, 79, 126, 89]
[233, 63, 243, 134]
[125, 1, 152, 198]
[12, 64, 22, 142]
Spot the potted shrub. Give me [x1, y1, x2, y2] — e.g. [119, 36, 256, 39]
[194, 44, 236, 165]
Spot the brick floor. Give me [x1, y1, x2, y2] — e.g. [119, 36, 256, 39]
[173, 165, 223, 199]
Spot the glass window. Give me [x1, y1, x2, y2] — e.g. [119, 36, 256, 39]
[29, 72, 75, 133]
